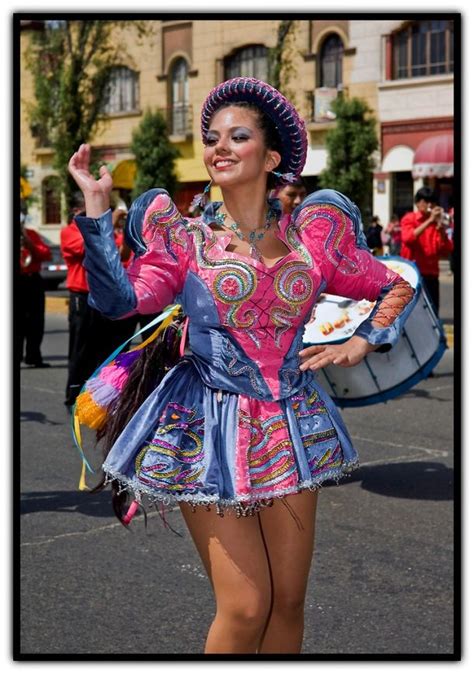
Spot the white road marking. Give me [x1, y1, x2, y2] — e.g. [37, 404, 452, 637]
[20, 509, 174, 548]
[21, 385, 58, 395]
[352, 435, 450, 458]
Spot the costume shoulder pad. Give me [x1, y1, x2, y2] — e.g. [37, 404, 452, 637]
[292, 188, 370, 252]
[125, 188, 187, 257]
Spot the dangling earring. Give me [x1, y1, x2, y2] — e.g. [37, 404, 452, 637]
[190, 180, 213, 211]
[272, 170, 297, 184]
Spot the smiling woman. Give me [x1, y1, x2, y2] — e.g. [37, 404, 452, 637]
[67, 77, 415, 655]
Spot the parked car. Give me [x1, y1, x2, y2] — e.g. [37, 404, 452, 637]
[39, 234, 68, 290]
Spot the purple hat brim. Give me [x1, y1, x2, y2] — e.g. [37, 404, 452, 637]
[201, 78, 307, 178]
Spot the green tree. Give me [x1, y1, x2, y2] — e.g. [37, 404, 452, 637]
[269, 20, 297, 94]
[318, 95, 379, 218]
[130, 109, 180, 201]
[24, 19, 152, 214]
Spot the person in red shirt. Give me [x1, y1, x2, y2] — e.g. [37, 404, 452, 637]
[61, 195, 138, 408]
[19, 216, 52, 367]
[400, 187, 453, 314]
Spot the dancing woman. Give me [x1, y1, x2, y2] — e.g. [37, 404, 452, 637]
[69, 78, 414, 654]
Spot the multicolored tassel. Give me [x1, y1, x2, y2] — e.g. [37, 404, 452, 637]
[71, 304, 183, 489]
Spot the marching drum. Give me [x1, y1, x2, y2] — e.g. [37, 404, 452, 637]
[303, 257, 447, 407]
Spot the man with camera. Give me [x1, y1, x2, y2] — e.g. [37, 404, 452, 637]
[400, 187, 453, 314]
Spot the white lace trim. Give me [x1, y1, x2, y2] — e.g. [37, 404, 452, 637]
[102, 459, 359, 515]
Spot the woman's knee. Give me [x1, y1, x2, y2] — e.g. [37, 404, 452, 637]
[218, 591, 272, 630]
[271, 589, 306, 618]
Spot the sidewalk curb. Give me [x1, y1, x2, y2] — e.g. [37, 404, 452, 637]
[46, 296, 69, 315]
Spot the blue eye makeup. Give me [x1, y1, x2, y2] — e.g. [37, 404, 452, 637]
[204, 127, 253, 145]
[232, 127, 252, 140]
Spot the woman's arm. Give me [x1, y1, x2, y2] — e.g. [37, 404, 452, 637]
[68, 145, 191, 319]
[299, 278, 414, 371]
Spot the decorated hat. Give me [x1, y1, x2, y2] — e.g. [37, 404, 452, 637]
[201, 77, 308, 180]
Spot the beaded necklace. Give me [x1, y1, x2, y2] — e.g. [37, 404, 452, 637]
[214, 205, 279, 261]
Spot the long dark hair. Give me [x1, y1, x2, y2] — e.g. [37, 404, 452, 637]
[91, 310, 185, 523]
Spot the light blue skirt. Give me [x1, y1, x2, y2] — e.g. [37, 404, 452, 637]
[102, 358, 359, 516]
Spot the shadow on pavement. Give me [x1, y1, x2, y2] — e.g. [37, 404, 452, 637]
[20, 489, 115, 518]
[399, 387, 452, 402]
[340, 461, 453, 501]
[20, 410, 63, 425]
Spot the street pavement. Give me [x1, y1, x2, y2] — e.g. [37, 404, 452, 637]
[19, 273, 456, 657]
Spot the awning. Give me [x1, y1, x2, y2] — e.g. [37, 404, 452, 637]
[20, 176, 32, 199]
[412, 133, 453, 179]
[112, 160, 136, 190]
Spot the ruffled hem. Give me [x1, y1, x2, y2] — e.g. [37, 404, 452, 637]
[102, 458, 359, 518]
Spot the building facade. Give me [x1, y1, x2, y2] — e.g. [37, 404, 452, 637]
[20, 17, 455, 242]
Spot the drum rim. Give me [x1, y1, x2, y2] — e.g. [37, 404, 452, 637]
[321, 338, 447, 408]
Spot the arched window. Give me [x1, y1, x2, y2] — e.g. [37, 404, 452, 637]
[171, 58, 189, 136]
[102, 66, 139, 115]
[224, 45, 269, 81]
[392, 20, 454, 79]
[42, 176, 61, 224]
[319, 34, 344, 88]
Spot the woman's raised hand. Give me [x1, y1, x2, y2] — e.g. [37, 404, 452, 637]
[68, 144, 113, 217]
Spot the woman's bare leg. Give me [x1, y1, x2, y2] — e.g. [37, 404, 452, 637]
[257, 490, 319, 653]
[179, 503, 272, 654]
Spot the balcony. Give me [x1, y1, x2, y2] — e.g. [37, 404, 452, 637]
[160, 105, 194, 141]
[305, 87, 340, 131]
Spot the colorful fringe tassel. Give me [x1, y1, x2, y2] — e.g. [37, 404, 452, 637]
[71, 304, 182, 490]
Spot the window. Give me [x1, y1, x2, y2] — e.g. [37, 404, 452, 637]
[102, 66, 139, 115]
[319, 34, 344, 88]
[392, 20, 454, 79]
[224, 46, 269, 81]
[171, 58, 189, 135]
[42, 176, 61, 224]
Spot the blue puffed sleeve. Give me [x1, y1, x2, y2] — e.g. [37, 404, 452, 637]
[74, 208, 138, 318]
[75, 189, 192, 319]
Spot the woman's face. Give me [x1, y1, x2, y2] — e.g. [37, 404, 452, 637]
[203, 106, 280, 189]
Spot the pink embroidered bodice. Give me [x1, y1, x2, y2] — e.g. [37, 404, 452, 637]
[115, 192, 401, 401]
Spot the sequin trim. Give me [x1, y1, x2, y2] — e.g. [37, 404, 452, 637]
[135, 402, 207, 493]
[222, 338, 266, 396]
[239, 410, 297, 490]
[143, 194, 191, 258]
[102, 458, 359, 518]
[297, 204, 360, 275]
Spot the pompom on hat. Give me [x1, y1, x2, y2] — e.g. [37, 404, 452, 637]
[201, 77, 308, 180]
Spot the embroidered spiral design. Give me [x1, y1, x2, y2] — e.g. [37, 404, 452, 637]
[147, 195, 182, 229]
[275, 263, 313, 305]
[144, 195, 190, 254]
[214, 267, 257, 304]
